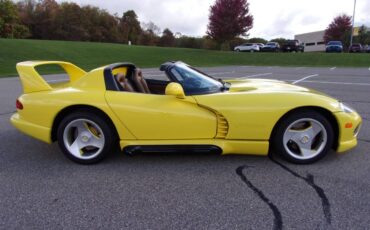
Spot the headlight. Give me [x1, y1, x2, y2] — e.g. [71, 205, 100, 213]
[340, 102, 355, 113]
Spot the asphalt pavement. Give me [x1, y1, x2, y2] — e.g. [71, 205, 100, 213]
[0, 65, 369, 229]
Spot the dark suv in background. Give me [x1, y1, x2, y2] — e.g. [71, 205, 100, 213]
[282, 40, 304, 52]
[325, 41, 343, 53]
[261, 42, 280, 52]
[349, 43, 364, 53]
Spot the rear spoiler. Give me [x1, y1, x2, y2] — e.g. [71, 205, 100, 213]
[16, 61, 87, 93]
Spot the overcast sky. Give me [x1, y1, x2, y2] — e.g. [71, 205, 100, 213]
[62, 0, 370, 39]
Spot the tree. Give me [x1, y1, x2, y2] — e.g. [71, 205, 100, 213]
[138, 29, 158, 46]
[175, 36, 203, 49]
[357, 25, 369, 45]
[141, 21, 161, 35]
[159, 28, 175, 47]
[53, 2, 85, 41]
[324, 14, 352, 47]
[248, 37, 267, 44]
[33, 0, 59, 39]
[0, 0, 29, 38]
[270, 38, 287, 47]
[207, 0, 253, 43]
[119, 10, 141, 44]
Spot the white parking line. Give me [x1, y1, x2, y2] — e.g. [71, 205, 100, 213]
[237, 73, 273, 79]
[209, 71, 235, 76]
[330, 67, 336, 71]
[301, 80, 370, 86]
[292, 74, 319, 84]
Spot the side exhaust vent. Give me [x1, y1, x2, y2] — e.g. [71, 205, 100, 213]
[215, 112, 229, 139]
[198, 104, 229, 139]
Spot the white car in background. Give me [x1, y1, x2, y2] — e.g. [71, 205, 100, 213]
[234, 43, 260, 52]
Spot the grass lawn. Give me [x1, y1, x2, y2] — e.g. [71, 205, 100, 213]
[1, 38, 370, 77]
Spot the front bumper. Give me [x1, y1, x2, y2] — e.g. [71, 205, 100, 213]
[334, 111, 362, 153]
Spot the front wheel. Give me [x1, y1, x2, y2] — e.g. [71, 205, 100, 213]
[271, 110, 334, 164]
[57, 112, 116, 164]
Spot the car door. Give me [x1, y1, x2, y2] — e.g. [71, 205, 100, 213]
[242, 44, 251, 51]
[105, 91, 217, 140]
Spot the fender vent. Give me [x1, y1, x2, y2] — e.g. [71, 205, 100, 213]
[215, 112, 229, 139]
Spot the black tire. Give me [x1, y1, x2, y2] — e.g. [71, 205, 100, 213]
[236, 49, 240, 52]
[57, 111, 116, 164]
[271, 110, 334, 164]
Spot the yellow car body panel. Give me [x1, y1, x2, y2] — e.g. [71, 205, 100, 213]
[10, 61, 361, 158]
[195, 79, 342, 141]
[16, 61, 86, 93]
[105, 91, 217, 140]
[334, 111, 362, 152]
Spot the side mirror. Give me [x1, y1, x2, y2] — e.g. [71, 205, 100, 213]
[165, 82, 185, 99]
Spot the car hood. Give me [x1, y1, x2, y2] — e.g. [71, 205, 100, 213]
[194, 78, 342, 117]
[225, 78, 333, 97]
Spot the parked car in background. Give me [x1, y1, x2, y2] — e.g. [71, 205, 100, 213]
[234, 43, 260, 52]
[282, 40, 304, 52]
[256, 43, 265, 49]
[366, 45, 370, 53]
[326, 41, 343, 53]
[261, 42, 280, 52]
[349, 43, 363, 53]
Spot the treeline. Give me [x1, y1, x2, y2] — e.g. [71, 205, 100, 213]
[0, 0, 285, 50]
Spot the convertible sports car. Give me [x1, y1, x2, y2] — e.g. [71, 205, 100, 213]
[11, 61, 361, 164]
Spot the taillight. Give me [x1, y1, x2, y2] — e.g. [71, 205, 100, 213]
[16, 99, 23, 110]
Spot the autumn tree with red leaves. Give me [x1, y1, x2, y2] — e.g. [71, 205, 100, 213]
[207, 0, 253, 43]
[324, 14, 352, 46]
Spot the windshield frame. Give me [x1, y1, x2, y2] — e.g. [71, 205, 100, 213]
[327, 41, 342, 46]
[162, 62, 226, 96]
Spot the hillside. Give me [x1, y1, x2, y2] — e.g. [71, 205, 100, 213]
[1, 39, 370, 77]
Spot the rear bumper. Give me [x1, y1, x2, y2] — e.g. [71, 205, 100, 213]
[10, 113, 52, 144]
[334, 111, 362, 153]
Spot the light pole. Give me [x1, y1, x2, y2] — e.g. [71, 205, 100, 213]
[349, 0, 357, 47]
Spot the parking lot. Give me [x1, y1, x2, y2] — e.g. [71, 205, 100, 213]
[0, 65, 369, 229]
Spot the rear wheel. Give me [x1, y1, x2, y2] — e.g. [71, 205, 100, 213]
[271, 110, 334, 164]
[57, 112, 116, 164]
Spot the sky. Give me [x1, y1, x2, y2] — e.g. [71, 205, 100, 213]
[61, 0, 370, 39]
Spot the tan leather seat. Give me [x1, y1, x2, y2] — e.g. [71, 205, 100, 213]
[133, 68, 151, 94]
[115, 73, 135, 92]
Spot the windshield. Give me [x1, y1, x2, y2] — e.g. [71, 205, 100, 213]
[328, 41, 342, 46]
[285, 40, 297, 45]
[169, 63, 224, 95]
[267, 43, 275, 46]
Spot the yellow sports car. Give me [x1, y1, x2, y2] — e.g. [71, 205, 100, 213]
[11, 61, 362, 164]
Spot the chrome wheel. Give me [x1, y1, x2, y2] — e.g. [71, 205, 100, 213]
[283, 118, 327, 160]
[63, 119, 105, 160]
